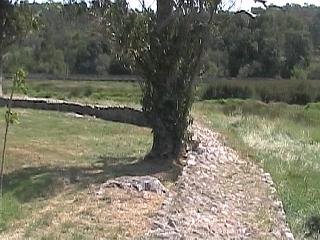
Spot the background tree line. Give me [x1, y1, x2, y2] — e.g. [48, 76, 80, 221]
[3, 1, 131, 76]
[204, 4, 320, 80]
[3, 2, 320, 79]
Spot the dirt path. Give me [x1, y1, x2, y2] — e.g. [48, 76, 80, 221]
[145, 123, 294, 240]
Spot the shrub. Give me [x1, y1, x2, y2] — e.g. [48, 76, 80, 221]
[108, 59, 131, 75]
[291, 65, 308, 81]
[257, 86, 290, 103]
[68, 88, 82, 98]
[287, 82, 309, 105]
[202, 82, 253, 100]
[83, 85, 93, 97]
[238, 61, 262, 78]
[307, 62, 320, 80]
[201, 79, 320, 105]
[237, 64, 251, 78]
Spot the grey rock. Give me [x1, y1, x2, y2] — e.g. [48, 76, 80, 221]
[100, 176, 167, 194]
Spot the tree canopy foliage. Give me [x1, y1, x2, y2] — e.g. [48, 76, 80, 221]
[209, 5, 314, 79]
[0, 0, 36, 96]
[0, 0, 36, 55]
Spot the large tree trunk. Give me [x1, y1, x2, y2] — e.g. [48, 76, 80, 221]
[146, 114, 183, 162]
[144, 0, 184, 163]
[157, 0, 172, 22]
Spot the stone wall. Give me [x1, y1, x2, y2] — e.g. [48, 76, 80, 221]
[0, 96, 150, 128]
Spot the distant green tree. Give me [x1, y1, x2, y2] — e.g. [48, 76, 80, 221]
[250, 11, 282, 77]
[3, 47, 35, 74]
[258, 38, 281, 77]
[75, 40, 104, 74]
[224, 15, 258, 77]
[0, 0, 15, 95]
[215, 5, 316, 79]
[0, 0, 35, 95]
[310, 12, 320, 49]
[283, 30, 311, 78]
[2, 2, 319, 79]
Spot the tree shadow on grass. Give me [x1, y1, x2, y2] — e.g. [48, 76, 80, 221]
[3, 156, 180, 203]
[96, 156, 178, 179]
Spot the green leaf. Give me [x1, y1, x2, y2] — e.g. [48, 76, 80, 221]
[5, 110, 19, 125]
[13, 68, 27, 93]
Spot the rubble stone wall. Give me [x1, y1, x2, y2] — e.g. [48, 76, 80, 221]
[0, 96, 150, 128]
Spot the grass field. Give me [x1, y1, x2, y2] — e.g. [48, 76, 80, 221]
[200, 79, 320, 105]
[194, 99, 320, 238]
[3, 79, 142, 105]
[0, 107, 179, 239]
[6, 77, 320, 105]
[2, 79, 320, 238]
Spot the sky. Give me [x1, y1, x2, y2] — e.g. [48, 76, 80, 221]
[127, 0, 320, 11]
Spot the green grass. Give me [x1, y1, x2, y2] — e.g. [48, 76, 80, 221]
[0, 107, 154, 237]
[3, 78, 320, 238]
[3, 79, 142, 105]
[200, 79, 320, 105]
[194, 99, 320, 238]
[4, 78, 320, 106]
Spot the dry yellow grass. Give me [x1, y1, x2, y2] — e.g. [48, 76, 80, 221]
[0, 187, 164, 240]
[0, 108, 174, 238]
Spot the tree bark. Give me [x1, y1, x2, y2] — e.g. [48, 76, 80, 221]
[157, 0, 172, 23]
[146, 115, 182, 162]
[144, 0, 184, 163]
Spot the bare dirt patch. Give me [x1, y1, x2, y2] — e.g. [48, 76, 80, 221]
[0, 187, 164, 240]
